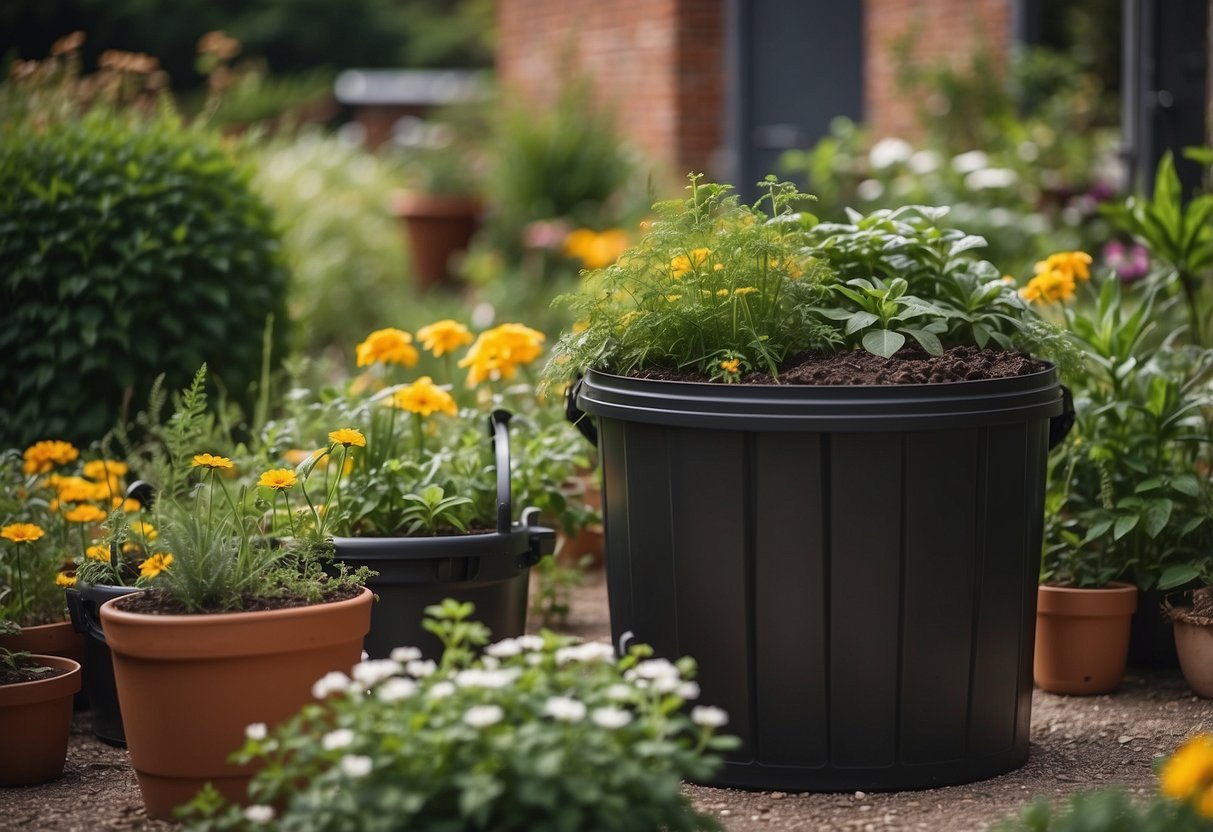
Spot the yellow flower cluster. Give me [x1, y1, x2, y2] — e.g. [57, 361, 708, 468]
[356, 328, 419, 369]
[671, 248, 711, 279]
[139, 552, 174, 579]
[459, 323, 546, 387]
[64, 504, 107, 524]
[391, 376, 458, 417]
[563, 228, 630, 270]
[55, 572, 76, 588]
[22, 440, 79, 474]
[257, 469, 298, 490]
[1161, 734, 1213, 818]
[416, 320, 474, 358]
[1, 522, 45, 544]
[86, 544, 112, 563]
[329, 428, 367, 448]
[1020, 251, 1093, 304]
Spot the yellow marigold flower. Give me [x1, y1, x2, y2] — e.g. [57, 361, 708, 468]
[56, 572, 77, 588]
[1034, 251, 1093, 283]
[1, 523, 45, 543]
[671, 247, 711, 279]
[1019, 269, 1076, 304]
[733, 286, 758, 296]
[22, 440, 79, 474]
[716, 288, 730, 297]
[132, 521, 158, 542]
[83, 459, 128, 481]
[113, 497, 141, 512]
[328, 428, 367, 448]
[64, 504, 108, 524]
[563, 228, 631, 270]
[416, 320, 474, 358]
[666, 294, 683, 303]
[391, 376, 458, 417]
[459, 324, 546, 387]
[356, 328, 419, 368]
[257, 468, 298, 490]
[1199, 788, 1213, 820]
[86, 544, 112, 563]
[57, 476, 110, 504]
[1161, 735, 1213, 801]
[192, 453, 234, 470]
[720, 359, 741, 374]
[139, 552, 174, 579]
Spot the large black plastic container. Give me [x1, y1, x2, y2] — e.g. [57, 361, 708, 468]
[65, 583, 142, 746]
[333, 411, 554, 658]
[572, 366, 1068, 792]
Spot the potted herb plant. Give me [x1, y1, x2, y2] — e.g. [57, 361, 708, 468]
[551, 175, 1074, 791]
[98, 366, 373, 819]
[1169, 582, 1213, 698]
[181, 600, 737, 831]
[0, 644, 81, 786]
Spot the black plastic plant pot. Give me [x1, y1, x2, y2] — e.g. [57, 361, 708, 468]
[332, 411, 555, 659]
[572, 366, 1069, 792]
[65, 582, 143, 746]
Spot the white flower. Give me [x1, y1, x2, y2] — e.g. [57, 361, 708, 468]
[868, 137, 912, 170]
[653, 675, 681, 693]
[855, 179, 884, 202]
[486, 638, 523, 658]
[406, 659, 437, 678]
[377, 677, 418, 702]
[526, 653, 545, 666]
[691, 706, 729, 728]
[677, 681, 701, 700]
[543, 696, 587, 723]
[360, 650, 369, 661]
[243, 805, 275, 824]
[339, 754, 373, 778]
[323, 728, 355, 751]
[951, 149, 989, 173]
[516, 635, 545, 651]
[964, 168, 1017, 190]
[633, 658, 680, 681]
[428, 681, 456, 699]
[352, 659, 403, 687]
[312, 671, 351, 700]
[455, 668, 520, 689]
[605, 684, 633, 701]
[463, 704, 505, 728]
[244, 722, 268, 741]
[481, 655, 501, 670]
[908, 149, 941, 174]
[555, 641, 616, 665]
[591, 707, 633, 730]
[390, 646, 423, 663]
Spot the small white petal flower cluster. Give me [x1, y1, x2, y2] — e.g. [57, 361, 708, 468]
[625, 658, 683, 691]
[406, 659, 437, 678]
[244, 722, 268, 741]
[591, 706, 633, 730]
[543, 696, 586, 723]
[377, 676, 418, 702]
[312, 670, 351, 700]
[339, 754, 373, 778]
[390, 646, 422, 663]
[691, 705, 729, 728]
[454, 667, 521, 689]
[554, 641, 616, 665]
[352, 659, 404, 687]
[323, 728, 355, 751]
[463, 704, 505, 728]
[243, 805, 275, 824]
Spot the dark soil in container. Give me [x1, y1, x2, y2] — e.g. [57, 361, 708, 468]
[111, 583, 363, 616]
[632, 346, 1047, 385]
[0, 664, 70, 685]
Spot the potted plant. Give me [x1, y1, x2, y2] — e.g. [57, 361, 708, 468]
[550, 175, 1074, 791]
[0, 644, 81, 786]
[271, 323, 562, 658]
[181, 600, 737, 830]
[1169, 584, 1213, 698]
[98, 366, 373, 819]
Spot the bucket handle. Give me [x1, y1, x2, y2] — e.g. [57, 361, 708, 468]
[489, 409, 514, 534]
[565, 376, 598, 446]
[1048, 385, 1075, 450]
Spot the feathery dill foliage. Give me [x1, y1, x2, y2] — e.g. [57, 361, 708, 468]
[546, 175, 837, 385]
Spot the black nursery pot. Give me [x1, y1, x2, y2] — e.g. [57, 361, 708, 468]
[65, 583, 142, 746]
[573, 365, 1067, 792]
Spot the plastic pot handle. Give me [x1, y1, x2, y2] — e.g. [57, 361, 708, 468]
[488, 409, 513, 535]
[520, 506, 556, 566]
[1048, 385, 1075, 450]
[565, 376, 598, 446]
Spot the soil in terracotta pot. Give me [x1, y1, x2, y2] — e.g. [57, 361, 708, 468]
[112, 583, 363, 616]
[632, 346, 1046, 385]
[1170, 586, 1213, 625]
[0, 663, 70, 685]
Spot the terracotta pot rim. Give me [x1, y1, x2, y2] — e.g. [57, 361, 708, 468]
[391, 190, 483, 218]
[0, 655, 81, 706]
[1037, 581, 1138, 616]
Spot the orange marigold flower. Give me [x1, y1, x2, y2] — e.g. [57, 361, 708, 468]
[356, 328, 419, 369]
[257, 469, 298, 490]
[139, 553, 174, 579]
[563, 228, 631, 270]
[416, 320, 474, 358]
[1161, 735, 1213, 800]
[192, 453, 234, 470]
[56, 572, 77, 588]
[64, 504, 108, 524]
[83, 459, 128, 481]
[1, 523, 45, 543]
[458, 323, 546, 387]
[113, 497, 142, 512]
[22, 440, 79, 474]
[1034, 251, 1093, 283]
[391, 376, 458, 417]
[720, 358, 741, 374]
[328, 428, 366, 448]
[86, 544, 112, 563]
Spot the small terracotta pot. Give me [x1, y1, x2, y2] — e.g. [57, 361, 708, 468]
[101, 588, 373, 819]
[0, 619, 86, 664]
[0, 655, 82, 786]
[391, 190, 481, 290]
[1034, 582, 1137, 695]
[1174, 618, 1213, 698]
[555, 524, 605, 569]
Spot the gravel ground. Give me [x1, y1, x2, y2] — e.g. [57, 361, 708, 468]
[5, 567, 1211, 832]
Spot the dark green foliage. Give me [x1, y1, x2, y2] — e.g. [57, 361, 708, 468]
[995, 790, 1213, 832]
[0, 107, 289, 447]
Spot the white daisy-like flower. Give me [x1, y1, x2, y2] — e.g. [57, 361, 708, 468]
[677, 681, 701, 700]
[481, 655, 501, 670]
[543, 696, 587, 723]
[951, 149, 990, 174]
[652, 675, 681, 694]
[360, 650, 369, 661]
[244, 722, 268, 741]
[390, 646, 423, 663]
[377, 677, 418, 702]
[591, 707, 633, 730]
[352, 659, 403, 687]
[339, 754, 373, 778]
[691, 705, 729, 728]
[516, 635, 545, 651]
[605, 684, 633, 701]
[428, 681, 456, 699]
[633, 658, 680, 681]
[485, 638, 523, 658]
[455, 668, 520, 689]
[554, 641, 616, 665]
[406, 659, 437, 678]
[908, 149, 941, 174]
[463, 704, 505, 728]
[322, 728, 355, 751]
[243, 804, 275, 824]
[964, 168, 1017, 191]
[312, 671, 351, 700]
[868, 137, 912, 170]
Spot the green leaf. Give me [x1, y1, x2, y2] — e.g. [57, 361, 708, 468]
[1158, 564, 1200, 590]
[903, 328, 943, 355]
[862, 329, 906, 358]
[1142, 499, 1173, 538]
[1113, 514, 1139, 541]
[845, 311, 879, 335]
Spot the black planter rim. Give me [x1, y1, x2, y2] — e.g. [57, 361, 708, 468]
[578, 363, 1063, 432]
[333, 521, 533, 561]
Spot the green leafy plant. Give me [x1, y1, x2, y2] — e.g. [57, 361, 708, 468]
[181, 600, 736, 831]
[0, 51, 289, 447]
[0, 648, 57, 685]
[400, 484, 474, 535]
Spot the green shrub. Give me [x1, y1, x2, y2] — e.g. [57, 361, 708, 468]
[0, 107, 289, 447]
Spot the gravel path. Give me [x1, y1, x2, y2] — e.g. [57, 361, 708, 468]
[5, 567, 1210, 832]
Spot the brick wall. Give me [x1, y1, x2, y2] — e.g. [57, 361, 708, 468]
[864, 0, 1012, 141]
[496, 0, 724, 181]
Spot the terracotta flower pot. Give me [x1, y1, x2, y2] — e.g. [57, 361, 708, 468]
[1175, 619, 1213, 697]
[100, 588, 373, 819]
[0, 619, 88, 710]
[0, 655, 82, 786]
[1034, 582, 1137, 695]
[391, 190, 481, 291]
